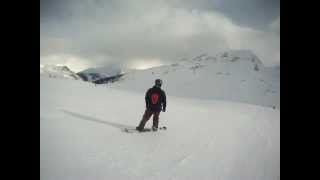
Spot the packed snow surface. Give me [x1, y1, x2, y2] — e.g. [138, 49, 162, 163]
[41, 75, 279, 180]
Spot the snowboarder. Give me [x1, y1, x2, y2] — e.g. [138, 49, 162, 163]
[136, 79, 166, 132]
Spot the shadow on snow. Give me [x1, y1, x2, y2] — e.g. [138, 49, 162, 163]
[61, 109, 136, 132]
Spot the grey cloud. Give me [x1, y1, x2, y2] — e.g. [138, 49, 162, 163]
[41, 0, 280, 70]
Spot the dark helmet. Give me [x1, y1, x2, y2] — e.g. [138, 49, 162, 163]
[155, 79, 162, 87]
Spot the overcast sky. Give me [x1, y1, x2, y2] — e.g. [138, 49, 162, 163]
[40, 0, 280, 72]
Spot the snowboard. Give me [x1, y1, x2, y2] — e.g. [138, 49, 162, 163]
[123, 126, 167, 133]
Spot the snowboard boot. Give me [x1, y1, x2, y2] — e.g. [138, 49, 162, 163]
[152, 126, 158, 131]
[136, 126, 143, 132]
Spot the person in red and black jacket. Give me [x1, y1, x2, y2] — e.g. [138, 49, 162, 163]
[136, 79, 166, 131]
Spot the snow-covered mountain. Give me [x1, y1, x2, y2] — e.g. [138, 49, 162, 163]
[77, 64, 126, 83]
[111, 50, 280, 109]
[40, 64, 82, 80]
[40, 50, 280, 108]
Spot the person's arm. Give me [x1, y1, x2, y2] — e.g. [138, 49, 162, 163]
[145, 89, 150, 108]
[162, 91, 166, 112]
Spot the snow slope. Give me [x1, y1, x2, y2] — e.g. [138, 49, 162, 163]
[40, 64, 82, 80]
[40, 76, 280, 180]
[112, 50, 280, 109]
